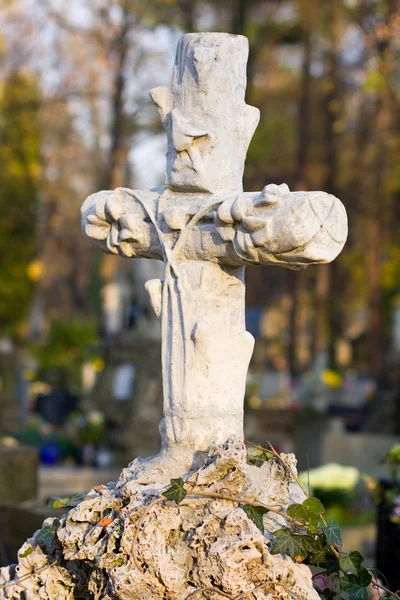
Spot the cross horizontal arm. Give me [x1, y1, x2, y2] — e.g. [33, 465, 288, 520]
[81, 184, 347, 269]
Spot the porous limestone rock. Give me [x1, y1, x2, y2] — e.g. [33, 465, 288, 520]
[0, 439, 319, 600]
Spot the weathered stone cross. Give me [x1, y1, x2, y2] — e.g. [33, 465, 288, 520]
[82, 33, 347, 477]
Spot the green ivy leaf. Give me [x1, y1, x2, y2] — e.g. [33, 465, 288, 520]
[321, 589, 336, 599]
[242, 504, 268, 533]
[323, 520, 342, 547]
[340, 551, 364, 576]
[270, 527, 303, 558]
[340, 568, 372, 600]
[247, 446, 274, 464]
[286, 503, 303, 520]
[287, 497, 325, 526]
[320, 553, 341, 574]
[48, 493, 89, 509]
[19, 546, 33, 558]
[298, 534, 322, 555]
[68, 493, 90, 507]
[355, 568, 372, 588]
[308, 543, 329, 566]
[48, 496, 71, 508]
[36, 526, 55, 548]
[162, 478, 187, 504]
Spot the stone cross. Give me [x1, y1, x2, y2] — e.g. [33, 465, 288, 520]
[81, 32, 347, 475]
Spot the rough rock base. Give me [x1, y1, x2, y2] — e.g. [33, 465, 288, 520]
[0, 439, 318, 600]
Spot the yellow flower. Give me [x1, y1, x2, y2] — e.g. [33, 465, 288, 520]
[23, 368, 36, 381]
[27, 261, 45, 281]
[321, 369, 343, 388]
[93, 357, 105, 372]
[248, 395, 262, 410]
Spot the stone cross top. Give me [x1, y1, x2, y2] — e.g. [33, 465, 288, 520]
[82, 33, 347, 474]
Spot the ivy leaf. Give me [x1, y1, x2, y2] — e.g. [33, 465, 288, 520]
[340, 568, 372, 600]
[287, 497, 325, 526]
[298, 534, 322, 555]
[247, 446, 274, 464]
[19, 546, 33, 558]
[48, 496, 71, 508]
[323, 520, 342, 547]
[321, 590, 336, 599]
[270, 527, 303, 558]
[48, 493, 89, 509]
[68, 493, 92, 507]
[36, 526, 55, 548]
[355, 569, 372, 588]
[162, 478, 187, 504]
[287, 503, 303, 520]
[302, 497, 325, 520]
[308, 544, 329, 566]
[242, 505, 268, 533]
[320, 553, 341, 575]
[298, 531, 330, 565]
[340, 551, 364, 576]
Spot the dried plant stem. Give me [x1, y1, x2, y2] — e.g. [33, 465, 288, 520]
[371, 580, 400, 599]
[185, 586, 234, 599]
[185, 580, 301, 600]
[0, 561, 56, 590]
[189, 490, 303, 527]
[233, 581, 300, 600]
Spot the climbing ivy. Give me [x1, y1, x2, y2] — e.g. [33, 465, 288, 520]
[159, 442, 399, 600]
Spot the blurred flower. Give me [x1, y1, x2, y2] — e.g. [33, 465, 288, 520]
[383, 443, 400, 465]
[29, 381, 51, 396]
[321, 369, 343, 388]
[27, 260, 45, 281]
[87, 410, 104, 425]
[23, 368, 37, 380]
[363, 474, 378, 492]
[299, 463, 360, 492]
[1, 436, 19, 447]
[248, 395, 262, 409]
[93, 357, 105, 372]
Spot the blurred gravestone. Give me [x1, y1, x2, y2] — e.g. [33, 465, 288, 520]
[0, 348, 19, 433]
[91, 331, 162, 463]
[0, 441, 38, 506]
[35, 389, 77, 426]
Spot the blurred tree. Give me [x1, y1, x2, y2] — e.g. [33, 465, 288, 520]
[0, 71, 41, 340]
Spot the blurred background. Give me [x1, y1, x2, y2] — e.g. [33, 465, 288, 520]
[0, 0, 400, 581]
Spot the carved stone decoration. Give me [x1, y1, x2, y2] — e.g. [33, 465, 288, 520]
[0, 33, 347, 600]
[81, 32, 347, 478]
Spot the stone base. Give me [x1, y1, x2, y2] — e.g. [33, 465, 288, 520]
[0, 439, 318, 600]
